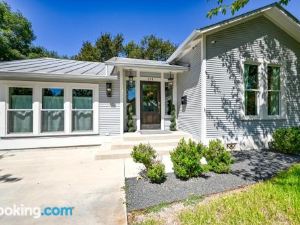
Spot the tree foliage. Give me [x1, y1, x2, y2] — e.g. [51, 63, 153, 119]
[75, 41, 98, 61]
[0, 1, 35, 60]
[124, 35, 177, 61]
[207, 0, 291, 18]
[75, 34, 177, 62]
[0, 1, 63, 61]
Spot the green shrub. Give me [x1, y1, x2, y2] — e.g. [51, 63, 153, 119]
[271, 127, 300, 154]
[202, 139, 234, 174]
[147, 162, 166, 183]
[170, 139, 206, 180]
[131, 144, 156, 169]
[127, 104, 136, 132]
[170, 104, 177, 131]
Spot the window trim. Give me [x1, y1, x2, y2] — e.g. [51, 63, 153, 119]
[71, 88, 94, 133]
[240, 59, 262, 120]
[240, 59, 286, 121]
[1, 81, 99, 137]
[7, 86, 34, 134]
[41, 87, 65, 133]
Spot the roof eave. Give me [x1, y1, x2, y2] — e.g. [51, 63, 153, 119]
[0, 71, 118, 82]
[167, 30, 201, 63]
[105, 62, 189, 72]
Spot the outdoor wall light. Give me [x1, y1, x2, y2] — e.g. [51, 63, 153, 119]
[128, 75, 134, 88]
[106, 82, 112, 97]
[168, 72, 174, 88]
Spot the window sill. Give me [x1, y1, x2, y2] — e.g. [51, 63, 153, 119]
[2, 131, 99, 138]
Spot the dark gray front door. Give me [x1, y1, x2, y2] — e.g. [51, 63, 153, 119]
[140, 81, 161, 130]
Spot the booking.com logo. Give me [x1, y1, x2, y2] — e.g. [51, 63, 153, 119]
[0, 205, 74, 219]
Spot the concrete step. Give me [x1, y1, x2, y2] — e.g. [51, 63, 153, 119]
[122, 132, 191, 142]
[110, 139, 180, 151]
[96, 147, 173, 160]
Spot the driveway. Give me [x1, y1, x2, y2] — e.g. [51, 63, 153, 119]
[0, 147, 127, 225]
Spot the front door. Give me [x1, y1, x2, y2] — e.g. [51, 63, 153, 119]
[141, 81, 161, 129]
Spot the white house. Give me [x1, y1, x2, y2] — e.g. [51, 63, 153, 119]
[0, 3, 299, 151]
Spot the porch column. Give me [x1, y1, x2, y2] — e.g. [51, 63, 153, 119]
[160, 72, 165, 130]
[173, 73, 178, 130]
[136, 70, 141, 131]
[33, 85, 41, 135]
[120, 68, 124, 135]
[0, 83, 5, 136]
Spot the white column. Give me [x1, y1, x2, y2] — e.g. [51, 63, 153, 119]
[120, 69, 124, 135]
[160, 72, 165, 130]
[201, 36, 207, 144]
[173, 73, 178, 130]
[0, 83, 6, 136]
[136, 70, 141, 131]
[65, 86, 72, 134]
[33, 85, 41, 135]
[93, 85, 99, 134]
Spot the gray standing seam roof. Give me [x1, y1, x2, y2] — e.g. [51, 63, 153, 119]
[0, 58, 111, 76]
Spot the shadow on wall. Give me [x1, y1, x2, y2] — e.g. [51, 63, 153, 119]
[206, 18, 300, 149]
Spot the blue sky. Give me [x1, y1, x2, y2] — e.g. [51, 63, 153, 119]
[5, 0, 299, 57]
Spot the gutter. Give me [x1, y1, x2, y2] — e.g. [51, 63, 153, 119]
[105, 62, 189, 72]
[0, 71, 118, 81]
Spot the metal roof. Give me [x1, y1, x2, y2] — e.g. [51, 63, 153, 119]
[0, 57, 114, 77]
[106, 57, 188, 71]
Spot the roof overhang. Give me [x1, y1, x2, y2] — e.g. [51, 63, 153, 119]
[0, 71, 118, 83]
[105, 61, 189, 72]
[167, 3, 300, 63]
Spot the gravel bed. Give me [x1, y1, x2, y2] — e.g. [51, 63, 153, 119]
[125, 150, 300, 212]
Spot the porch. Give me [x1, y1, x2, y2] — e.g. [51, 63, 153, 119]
[120, 68, 180, 133]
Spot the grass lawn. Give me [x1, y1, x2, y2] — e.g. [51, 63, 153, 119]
[134, 164, 300, 225]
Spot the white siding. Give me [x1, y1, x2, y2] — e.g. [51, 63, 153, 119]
[99, 79, 121, 136]
[176, 43, 202, 140]
[206, 16, 300, 149]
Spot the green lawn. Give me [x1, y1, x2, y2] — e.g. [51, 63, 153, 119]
[135, 164, 300, 225]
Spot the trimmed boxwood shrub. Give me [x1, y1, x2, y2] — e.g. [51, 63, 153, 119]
[270, 127, 300, 154]
[147, 162, 166, 183]
[170, 139, 206, 180]
[131, 144, 156, 169]
[202, 139, 234, 174]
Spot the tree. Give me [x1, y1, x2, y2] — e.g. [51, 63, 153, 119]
[0, 1, 35, 60]
[95, 33, 124, 62]
[75, 41, 98, 61]
[207, 0, 291, 18]
[27, 46, 60, 59]
[123, 41, 143, 59]
[124, 35, 177, 61]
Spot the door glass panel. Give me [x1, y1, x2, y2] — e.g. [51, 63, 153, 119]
[142, 83, 159, 113]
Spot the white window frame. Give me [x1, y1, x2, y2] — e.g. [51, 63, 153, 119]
[6, 86, 34, 135]
[240, 59, 286, 120]
[71, 88, 95, 133]
[0, 80, 99, 137]
[40, 87, 65, 134]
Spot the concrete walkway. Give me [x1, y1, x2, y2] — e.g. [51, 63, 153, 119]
[0, 147, 127, 225]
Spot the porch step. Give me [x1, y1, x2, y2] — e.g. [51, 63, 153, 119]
[110, 139, 180, 151]
[95, 147, 171, 160]
[122, 133, 190, 142]
[95, 131, 193, 160]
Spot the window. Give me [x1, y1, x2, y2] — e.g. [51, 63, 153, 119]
[268, 66, 280, 116]
[72, 89, 93, 131]
[165, 83, 173, 115]
[8, 87, 33, 133]
[244, 64, 259, 116]
[126, 80, 136, 116]
[41, 88, 64, 132]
